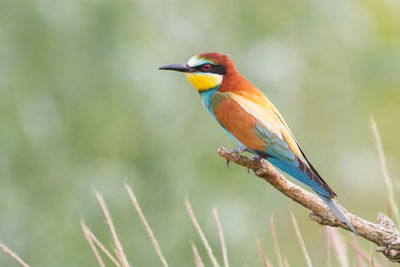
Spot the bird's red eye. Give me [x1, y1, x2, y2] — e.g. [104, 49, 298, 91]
[202, 64, 211, 71]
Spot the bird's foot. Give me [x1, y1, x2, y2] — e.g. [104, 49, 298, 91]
[226, 147, 247, 169]
[231, 147, 247, 153]
[247, 155, 261, 173]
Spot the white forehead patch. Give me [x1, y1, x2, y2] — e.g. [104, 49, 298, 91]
[187, 55, 212, 67]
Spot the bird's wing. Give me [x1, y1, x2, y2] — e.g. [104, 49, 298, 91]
[212, 91, 335, 198]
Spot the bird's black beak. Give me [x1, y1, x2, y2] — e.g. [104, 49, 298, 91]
[159, 64, 195, 73]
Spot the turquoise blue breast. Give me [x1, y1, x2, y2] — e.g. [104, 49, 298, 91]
[199, 86, 219, 116]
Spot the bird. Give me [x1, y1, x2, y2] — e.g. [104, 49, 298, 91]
[159, 52, 358, 235]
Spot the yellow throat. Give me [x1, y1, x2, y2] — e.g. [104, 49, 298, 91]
[185, 73, 222, 92]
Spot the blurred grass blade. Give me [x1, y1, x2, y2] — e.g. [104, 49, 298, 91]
[191, 242, 205, 267]
[212, 207, 229, 267]
[290, 213, 313, 267]
[327, 227, 348, 267]
[326, 228, 331, 267]
[347, 240, 370, 267]
[185, 195, 220, 267]
[256, 238, 270, 267]
[94, 189, 130, 267]
[125, 184, 169, 267]
[370, 116, 400, 226]
[271, 214, 283, 267]
[0, 241, 30, 267]
[379, 254, 386, 267]
[283, 256, 290, 267]
[81, 220, 121, 267]
[370, 249, 375, 267]
[81, 221, 106, 267]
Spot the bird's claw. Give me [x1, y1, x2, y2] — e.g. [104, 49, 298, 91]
[247, 155, 261, 173]
[232, 147, 247, 153]
[226, 147, 247, 169]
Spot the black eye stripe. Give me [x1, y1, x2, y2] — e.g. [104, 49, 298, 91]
[195, 64, 227, 75]
[212, 65, 227, 75]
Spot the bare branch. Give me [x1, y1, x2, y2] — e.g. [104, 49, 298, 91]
[217, 146, 400, 263]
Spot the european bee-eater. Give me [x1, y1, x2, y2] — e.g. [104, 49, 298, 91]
[159, 52, 358, 235]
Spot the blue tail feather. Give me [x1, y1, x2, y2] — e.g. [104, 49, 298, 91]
[266, 157, 333, 198]
[317, 193, 359, 236]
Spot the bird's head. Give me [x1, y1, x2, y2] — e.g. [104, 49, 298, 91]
[159, 52, 235, 92]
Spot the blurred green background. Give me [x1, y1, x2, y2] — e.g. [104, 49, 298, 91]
[1, 0, 400, 266]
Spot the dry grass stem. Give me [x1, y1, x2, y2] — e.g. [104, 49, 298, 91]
[327, 227, 349, 267]
[81, 221, 107, 267]
[256, 238, 270, 267]
[379, 254, 386, 267]
[0, 241, 30, 267]
[395, 181, 400, 193]
[371, 249, 375, 267]
[348, 241, 367, 267]
[270, 214, 283, 267]
[125, 184, 168, 267]
[184, 195, 220, 267]
[94, 190, 130, 267]
[370, 117, 400, 226]
[212, 207, 229, 267]
[81, 220, 122, 267]
[283, 257, 290, 267]
[348, 236, 384, 267]
[290, 213, 313, 267]
[191, 242, 205, 267]
[326, 228, 331, 267]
